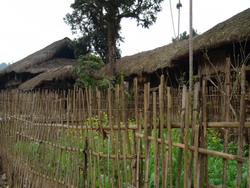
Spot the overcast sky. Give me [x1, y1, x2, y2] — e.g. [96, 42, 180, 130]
[0, 0, 249, 63]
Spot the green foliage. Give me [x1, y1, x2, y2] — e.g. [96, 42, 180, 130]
[13, 117, 249, 187]
[172, 29, 198, 43]
[71, 54, 113, 88]
[64, 0, 164, 66]
[70, 36, 92, 58]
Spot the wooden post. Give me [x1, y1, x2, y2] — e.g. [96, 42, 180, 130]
[193, 84, 199, 188]
[222, 57, 231, 187]
[236, 64, 246, 187]
[136, 111, 142, 188]
[159, 75, 167, 188]
[167, 87, 173, 188]
[108, 88, 115, 188]
[184, 91, 190, 188]
[133, 78, 139, 186]
[115, 84, 121, 187]
[153, 92, 159, 188]
[199, 78, 209, 187]
[176, 85, 187, 188]
[96, 88, 102, 187]
[144, 83, 150, 188]
[121, 78, 128, 187]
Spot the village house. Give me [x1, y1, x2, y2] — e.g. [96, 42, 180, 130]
[0, 37, 77, 91]
[101, 8, 250, 89]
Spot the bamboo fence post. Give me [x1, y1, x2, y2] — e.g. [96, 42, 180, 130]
[166, 87, 173, 188]
[199, 78, 208, 187]
[40, 91, 49, 187]
[108, 88, 115, 188]
[144, 83, 150, 188]
[133, 78, 139, 186]
[193, 83, 199, 188]
[184, 91, 190, 188]
[222, 57, 231, 188]
[98, 89, 103, 186]
[121, 78, 128, 187]
[48, 92, 57, 187]
[159, 75, 167, 188]
[54, 92, 60, 185]
[65, 90, 72, 186]
[176, 85, 187, 188]
[193, 123, 199, 188]
[236, 64, 246, 187]
[153, 92, 159, 188]
[70, 90, 76, 187]
[85, 88, 93, 187]
[96, 88, 102, 188]
[115, 84, 121, 187]
[136, 111, 142, 188]
[55, 93, 64, 186]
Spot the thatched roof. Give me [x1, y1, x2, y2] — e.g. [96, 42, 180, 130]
[101, 8, 250, 76]
[18, 65, 74, 90]
[0, 37, 78, 90]
[0, 37, 76, 75]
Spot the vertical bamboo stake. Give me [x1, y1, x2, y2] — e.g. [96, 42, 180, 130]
[115, 84, 121, 187]
[153, 92, 159, 188]
[136, 111, 142, 188]
[184, 92, 190, 188]
[65, 91, 72, 186]
[193, 83, 199, 188]
[166, 87, 173, 188]
[176, 85, 187, 188]
[96, 88, 102, 187]
[49, 92, 58, 187]
[199, 79, 208, 187]
[222, 57, 231, 188]
[133, 78, 139, 186]
[86, 88, 93, 187]
[144, 83, 150, 188]
[236, 64, 246, 187]
[108, 88, 115, 188]
[159, 75, 166, 188]
[121, 78, 129, 186]
[58, 91, 65, 188]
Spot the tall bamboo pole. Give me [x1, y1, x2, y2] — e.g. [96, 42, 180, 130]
[189, 0, 193, 94]
[188, 0, 194, 187]
[236, 64, 246, 187]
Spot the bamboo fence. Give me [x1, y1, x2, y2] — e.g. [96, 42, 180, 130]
[0, 73, 249, 188]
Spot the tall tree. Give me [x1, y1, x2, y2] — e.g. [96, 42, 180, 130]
[65, 0, 164, 76]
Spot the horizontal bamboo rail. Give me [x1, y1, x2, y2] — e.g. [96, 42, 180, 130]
[135, 133, 247, 163]
[16, 132, 145, 159]
[4, 114, 250, 129]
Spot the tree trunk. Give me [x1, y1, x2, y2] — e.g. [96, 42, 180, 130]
[107, 27, 117, 76]
[106, 4, 117, 77]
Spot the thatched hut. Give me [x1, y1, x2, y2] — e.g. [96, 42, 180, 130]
[101, 8, 250, 88]
[0, 38, 77, 90]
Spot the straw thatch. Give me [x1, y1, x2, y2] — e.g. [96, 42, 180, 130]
[0, 38, 77, 90]
[1, 37, 75, 74]
[18, 65, 74, 90]
[101, 8, 250, 77]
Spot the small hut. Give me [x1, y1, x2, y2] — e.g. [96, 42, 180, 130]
[0, 38, 77, 90]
